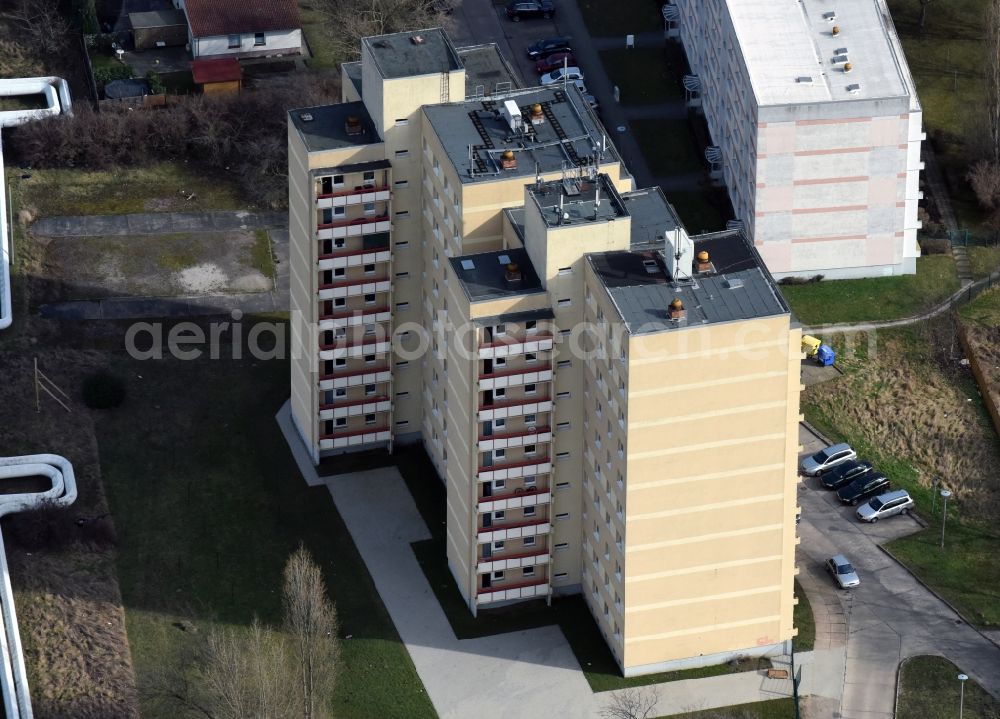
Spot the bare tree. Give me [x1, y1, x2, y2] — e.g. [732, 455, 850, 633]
[600, 687, 659, 719]
[919, 0, 933, 30]
[318, 0, 454, 62]
[7, 0, 70, 56]
[283, 546, 340, 719]
[986, 0, 1000, 165]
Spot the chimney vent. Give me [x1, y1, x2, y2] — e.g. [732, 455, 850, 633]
[695, 250, 714, 274]
[505, 263, 522, 283]
[831, 25, 841, 36]
[529, 103, 545, 125]
[344, 115, 364, 136]
[500, 150, 517, 170]
[668, 297, 686, 321]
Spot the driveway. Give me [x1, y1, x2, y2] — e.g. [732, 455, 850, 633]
[796, 424, 1000, 719]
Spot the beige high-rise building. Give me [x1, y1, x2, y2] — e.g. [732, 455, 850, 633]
[288, 27, 802, 676]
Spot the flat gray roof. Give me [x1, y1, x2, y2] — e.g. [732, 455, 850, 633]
[456, 44, 521, 98]
[529, 173, 627, 228]
[129, 9, 186, 27]
[450, 248, 545, 302]
[423, 84, 619, 185]
[620, 187, 684, 249]
[589, 231, 788, 334]
[289, 102, 381, 153]
[363, 28, 462, 80]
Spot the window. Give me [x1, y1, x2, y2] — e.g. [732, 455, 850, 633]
[394, 150, 410, 158]
[494, 357, 507, 367]
[558, 266, 573, 276]
[364, 324, 376, 336]
[525, 383, 537, 395]
[394, 180, 409, 188]
[396, 240, 409, 248]
[494, 449, 506, 459]
[334, 358, 347, 367]
[493, 511, 506, 520]
[364, 354, 376, 364]
[524, 475, 536, 486]
[396, 391, 410, 398]
[254, 32, 265, 46]
[395, 210, 410, 219]
[227, 34, 240, 48]
[524, 444, 536, 455]
[395, 118, 409, 126]
[363, 171, 376, 186]
[522, 566, 535, 577]
[332, 174, 344, 187]
[494, 418, 506, 428]
[395, 271, 410, 278]
[364, 414, 376, 425]
[493, 541, 505, 550]
[333, 388, 347, 398]
[555, 542, 569, 550]
[557, 298, 572, 307]
[557, 391, 571, 399]
[492, 571, 505, 581]
[556, 512, 570, 520]
[557, 421, 571, 430]
[524, 413, 536, 425]
[363, 202, 376, 215]
[558, 360, 572, 368]
[526, 320, 537, 331]
[365, 384, 376, 396]
[395, 420, 409, 428]
[493, 478, 506, 490]
[525, 352, 537, 363]
[524, 506, 536, 517]
[555, 572, 568, 580]
[363, 263, 376, 275]
[495, 323, 507, 336]
[396, 361, 409, 368]
[335, 417, 347, 428]
[333, 206, 346, 217]
[495, 388, 507, 399]
[396, 301, 410, 310]
[557, 451, 570, 460]
[556, 481, 570, 489]
[364, 293, 376, 305]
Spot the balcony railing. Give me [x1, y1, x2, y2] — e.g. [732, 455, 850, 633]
[319, 365, 390, 381]
[479, 363, 553, 381]
[317, 184, 389, 199]
[320, 395, 389, 411]
[478, 456, 550, 475]
[320, 425, 390, 440]
[477, 577, 549, 596]
[319, 338, 389, 352]
[319, 276, 390, 291]
[317, 214, 390, 231]
[478, 547, 548, 566]
[480, 484, 546, 504]
[478, 426, 551, 443]
[480, 333, 554, 350]
[480, 395, 550, 411]
[318, 245, 391, 261]
[319, 306, 391, 322]
[477, 517, 549, 536]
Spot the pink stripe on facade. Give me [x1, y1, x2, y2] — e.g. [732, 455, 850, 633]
[794, 147, 872, 157]
[791, 205, 868, 215]
[793, 176, 868, 186]
[790, 235, 867, 244]
[795, 117, 871, 126]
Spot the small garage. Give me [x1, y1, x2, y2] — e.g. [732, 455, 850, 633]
[129, 10, 189, 51]
[190, 58, 244, 96]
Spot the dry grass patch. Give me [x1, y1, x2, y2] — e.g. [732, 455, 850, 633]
[0, 350, 139, 719]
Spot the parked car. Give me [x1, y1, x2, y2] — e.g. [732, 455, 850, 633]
[837, 472, 890, 506]
[820, 459, 873, 490]
[535, 52, 576, 74]
[856, 489, 915, 523]
[506, 0, 554, 20]
[527, 36, 572, 59]
[826, 554, 860, 589]
[540, 66, 584, 86]
[800, 442, 856, 476]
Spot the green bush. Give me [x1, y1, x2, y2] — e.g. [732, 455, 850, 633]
[146, 71, 165, 95]
[93, 64, 133, 87]
[82, 370, 126, 409]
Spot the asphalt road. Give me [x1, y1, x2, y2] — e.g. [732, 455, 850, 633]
[797, 427, 1000, 719]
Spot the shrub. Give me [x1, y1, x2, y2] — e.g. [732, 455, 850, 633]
[5, 499, 76, 550]
[146, 71, 165, 95]
[920, 237, 952, 255]
[82, 369, 126, 409]
[93, 63, 133, 88]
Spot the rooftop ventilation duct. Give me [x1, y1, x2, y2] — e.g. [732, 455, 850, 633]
[500, 99, 523, 133]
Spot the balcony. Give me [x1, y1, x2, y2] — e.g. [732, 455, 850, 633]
[319, 339, 391, 361]
[478, 396, 553, 422]
[316, 184, 390, 206]
[319, 306, 391, 329]
[478, 334, 554, 360]
[476, 548, 550, 574]
[319, 425, 391, 450]
[318, 245, 391, 270]
[478, 456, 552, 482]
[477, 517, 551, 544]
[475, 577, 550, 605]
[319, 365, 392, 389]
[478, 425, 552, 451]
[317, 214, 391, 240]
[478, 486, 552, 514]
[478, 363, 553, 390]
[319, 396, 391, 419]
[318, 276, 391, 299]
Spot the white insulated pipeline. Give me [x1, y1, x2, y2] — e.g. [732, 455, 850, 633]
[0, 454, 77, 719]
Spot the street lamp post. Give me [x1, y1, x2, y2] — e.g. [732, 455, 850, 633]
[958, 673, 968, 719]
[931, 475, 941, 514]
[940, 489, 952, 548]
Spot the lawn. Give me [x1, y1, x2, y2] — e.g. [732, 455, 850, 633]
[298, 0, 340, 69]
[803, 322, 1000, 628]
[577, 0, 664, 37]
[631, 119, 704, 176]
[779, 255, 960, 326]
[96, 343, 436, 719]
[600, 48, 683, 105]
[792, 579, 815, 652]
[968, 245, 1000, 279]
[8, 163, 246, 218]
[661, 699, 797, 719]
[663, 190, 730, 234]
[897, 655, 1000, 719]
[399, 447, 771, 693]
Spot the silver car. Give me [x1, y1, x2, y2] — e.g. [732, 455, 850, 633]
[856, 489, 914, 523]
[826, 554, 860, 589]
[800, 442, 856, 476]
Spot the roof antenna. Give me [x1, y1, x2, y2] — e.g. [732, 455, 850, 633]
[594, 179, 601, 207]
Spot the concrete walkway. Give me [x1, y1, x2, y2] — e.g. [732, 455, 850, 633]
[31, 210, 286, 238]
[276, 401, 802, 719]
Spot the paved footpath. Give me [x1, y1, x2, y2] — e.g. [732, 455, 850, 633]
[277, 401, 803, 719]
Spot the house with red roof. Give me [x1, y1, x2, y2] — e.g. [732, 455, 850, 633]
[173, 0, 302, 59]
